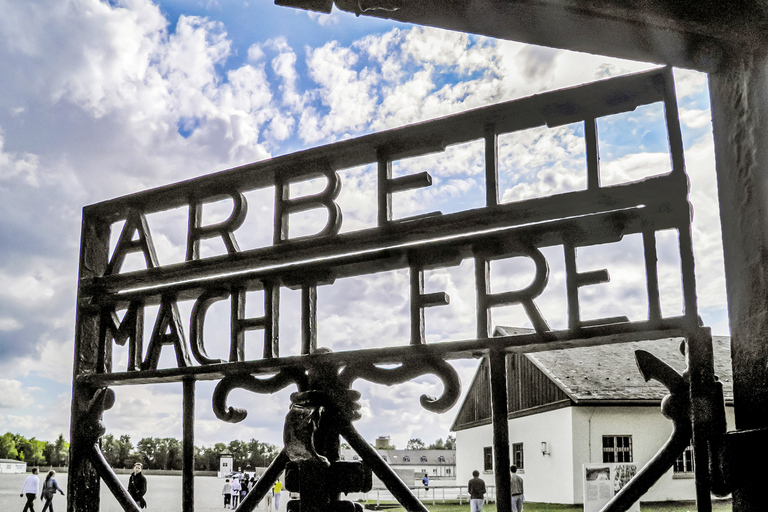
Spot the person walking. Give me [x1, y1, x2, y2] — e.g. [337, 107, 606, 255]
[231, 478, 242, 508]
[510, 465, 525, 512]
[40, 470, 65, 512]
[240, 474, 250, 502]
[128, 463, 147, 509]
[222, 479, 233, 509]
[272, 479, 283, 510]
[422, 473, 429, 491]
[467, 470, 486, 512]
[20, 467, 40, 512]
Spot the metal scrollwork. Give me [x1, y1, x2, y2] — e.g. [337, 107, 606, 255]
[339, 354, 461, 413]
[210, 349, 460, 512]
[213, 369, 308, 422]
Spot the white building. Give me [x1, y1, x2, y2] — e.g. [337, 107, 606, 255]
[0, 459, 27, 473]
[219, 453, 234, 478]
[452, 329, 734, 505]
[340, 449, 456, 480]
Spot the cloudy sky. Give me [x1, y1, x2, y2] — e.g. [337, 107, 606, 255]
[0, 0, 726, 453]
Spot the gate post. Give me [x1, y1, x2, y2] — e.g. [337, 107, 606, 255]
[68, 212, 110, 512]
[710, 48, 768, 512]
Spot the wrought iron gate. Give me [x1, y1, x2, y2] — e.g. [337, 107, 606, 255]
[69, 67, 728, 512]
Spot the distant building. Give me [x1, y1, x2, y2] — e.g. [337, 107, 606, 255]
[452, 328, 734, 504]
[219, 452, 234, 478]
[0, 459, 27, 474]
[341, 448, 456, 479]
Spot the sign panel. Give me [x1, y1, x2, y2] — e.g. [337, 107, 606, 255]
[583, 463, 640, 512]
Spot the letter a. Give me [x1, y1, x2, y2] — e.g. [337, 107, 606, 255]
[143, 297, 192, 371]
[106, 210, 159, 275]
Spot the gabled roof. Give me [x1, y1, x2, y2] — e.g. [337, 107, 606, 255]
[452, 329, 733, 431]
[0, 459, 24, 463]
[520, 334, 734, 402]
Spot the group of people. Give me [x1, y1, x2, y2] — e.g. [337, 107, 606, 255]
[468, 465, 525, 512]
[19, 468, 65, 512]
[223, 473, 283, 510]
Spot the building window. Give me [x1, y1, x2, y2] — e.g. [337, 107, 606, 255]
[483, 446, 493, 472]
[382, 456, 387, 462]
[446, 468, 451, 475]
[420, 456, 428, 463]
[512, 443, 524, 470]
[438, 456, 446, 463]
[340, 455, 345, 461]
[674, 445, 694, 474]
[353, 455, 359, 460]
[602, 436, 633, 463]
[403, 456, 410, 462]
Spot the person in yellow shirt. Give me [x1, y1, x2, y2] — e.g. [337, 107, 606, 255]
[272, 479, 283, 510]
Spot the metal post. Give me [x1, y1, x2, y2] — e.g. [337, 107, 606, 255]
[489, 350, 511, 512]
[709, 49, 768, 512]
[183, 378, 195, 512]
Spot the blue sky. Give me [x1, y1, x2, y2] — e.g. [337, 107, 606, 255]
[0, 0, 725, 451]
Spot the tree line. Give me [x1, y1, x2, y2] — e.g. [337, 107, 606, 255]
[405, 436, 456, 450]
[0, 432, 279, 472]
[0, 432, 69, 467]
[0, 432, 454, 470]
[102, 435, 281, 471]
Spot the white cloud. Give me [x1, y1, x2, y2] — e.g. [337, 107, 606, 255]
[0, 130, 40, 186]
[0, 317, 21, 331]
[680, 108, 712, 129]
[0, 379, 31, 408]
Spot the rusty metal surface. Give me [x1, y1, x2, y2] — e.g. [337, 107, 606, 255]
[69, 67, 720, 512]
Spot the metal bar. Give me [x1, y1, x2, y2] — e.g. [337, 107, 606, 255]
[87, 443, 141, 512]
[79, 323, 697, 386]
[686, 329, 713, 512]
[643, 230, 662, 325]
[485, 125, 498, 207]
[236, 449, 289, 512]
[69, 210, 111, 512]
[475, 257, 491, 339]
[489, 350, 512, 512]
[584, 118, 600, 191]
[302, 285, 317, 355]
[183, 378, 195, 512]
[84, 68, 669, 222]
[88, 176, 687, 299]
[410, 262, 426, 345]
[378, 152, 392, 225]
[339, 421, 429, 512]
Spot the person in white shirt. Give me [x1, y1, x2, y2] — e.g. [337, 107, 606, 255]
[20, 467, 40, 512]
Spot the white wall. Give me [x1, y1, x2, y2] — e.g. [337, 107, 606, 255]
[455, 407, 575, 503]
[456, 423, 494, 488]
[457, 405, 736, 505]
[0, 461, 26, 473]
[508, 407, 575, 504]
[573, 405, 736, 503]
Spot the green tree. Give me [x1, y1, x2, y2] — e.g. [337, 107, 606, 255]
[166, 438, 182, 470]
[136, 437, 159, 468]
[0, 432, 18, 460]
[407, 438, 426, 450]
[117, 435, 132, 468]
[246, 439, 279, 468]
[102, 434, 119, 466]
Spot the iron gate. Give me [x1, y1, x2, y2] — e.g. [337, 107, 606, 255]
[68, 67, 728, 512]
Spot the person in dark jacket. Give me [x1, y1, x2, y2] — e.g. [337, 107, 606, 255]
[467, 470, 486, 512]
[40, 470, 65, 512]
[128, 463, 147, 509]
